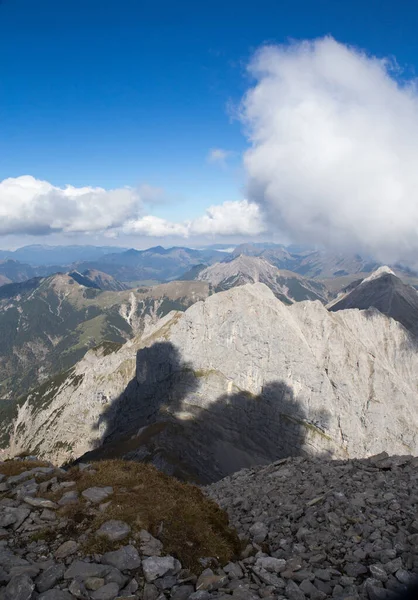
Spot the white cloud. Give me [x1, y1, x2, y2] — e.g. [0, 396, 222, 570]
[207, 148, 235, 166]
[0, 175, 264, 240]
[189, 199, 264, 236]
[0, 175, 142, 235]
[124, 215, 189, 237]
[124, 200, 265, 238]
[240, 37, 418, 265]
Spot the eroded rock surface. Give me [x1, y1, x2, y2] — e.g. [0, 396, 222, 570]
[3, 283, 418, 482]
[0, 455, 417, 599]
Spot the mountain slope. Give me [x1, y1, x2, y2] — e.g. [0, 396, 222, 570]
[4, 283, 417, 480]
[70, 269, 128, 291]
[194, 255, 329, 303]
[328, 266, 418, 337]
[77, 245, 227, 283]
[0, 273, 209, 400]
[0, 259, 61, 286]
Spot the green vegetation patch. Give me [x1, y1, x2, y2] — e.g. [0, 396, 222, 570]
[59, 460, 241, 572]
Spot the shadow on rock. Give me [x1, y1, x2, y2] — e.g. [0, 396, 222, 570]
[80, 341, 332, 484]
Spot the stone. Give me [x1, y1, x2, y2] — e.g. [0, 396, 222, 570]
[82, 486, 113, 503]
[40, 509, 56, 522]
[249, 521, 268, 543]
[64, 561, 109, 580]
[369, 564, 388, 583]
[69, 578, 89, 599]
[255, 556, 286, 573]
[96, 520, 131, 542]
[9, 566, 40, 578]
[223, 561, 244, 578]
[344, 563, 368, 578]
[0, 513, 17, 528]
[195, 569, 228, 591]
[102, 545, 141, 571]
[90, 582, 120, 600]
[23, 496, 58, 509]
[38, 591, 73, 600]
[85, 577, 106, 590]
[35, 563, 65, 593]
[4, 574, 35, 600]
[286, 580, 306, 600]
[395, 569, 414, 585]
[143, 583, 159, 600]
[0, 548, 29, 568]
[142, 556, 181, 582]
[54, 539, 78, 559]
[171, 585, 195, 599]
[58, 490, 79, 506]
[139, 529, 163, 556]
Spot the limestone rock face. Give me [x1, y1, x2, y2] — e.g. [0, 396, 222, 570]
[195, 255, 329, 303]
[3, 283, 418, 481]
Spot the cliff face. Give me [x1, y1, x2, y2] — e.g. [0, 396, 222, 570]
[3, 283, 418, 481]
[195, 255, 330, 303]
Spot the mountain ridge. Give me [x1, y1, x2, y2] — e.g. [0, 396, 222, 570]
[3, 282, 417, 481]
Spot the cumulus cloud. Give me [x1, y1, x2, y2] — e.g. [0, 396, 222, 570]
[241, 37, 418, 264]
[207, 148, 235, 166]
[124, 199, 265, 238]
[0, 175, 142, 235]
[0, 175, 264, 240]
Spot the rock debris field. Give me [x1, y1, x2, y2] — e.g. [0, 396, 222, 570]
[0, 453, 417, 600]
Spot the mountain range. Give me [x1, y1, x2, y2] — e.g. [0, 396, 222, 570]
[0, 272, 209, 401]
[2, 243, 418, 293]
[2, 267, 417, 483]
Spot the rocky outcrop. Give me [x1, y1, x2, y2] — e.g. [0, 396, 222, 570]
[206, 452, 418, 600]
[0, 454, 417, 600]
[0, 274, 209, 400]
[195, 255, 329, 303]
[328, 266, 418, 337]
[3, 283, 417, 481]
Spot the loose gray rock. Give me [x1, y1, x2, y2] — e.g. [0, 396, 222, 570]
[139, 529, 163, 556]
[22, 496, 58, 509]
[4, 574, 35, 600]
[96, 520, 131, 542]
[102, 545, 141, 571]
[54, 539, 79, 559]
[35, 563, 65, 592]
[64, 561, 109, 580]
[90, 582, 120, 600]
[82, 486, 113, 503]
[58, 490, 79, 506]
[142, 556, 181, 582]
[38, 591, 73, 600]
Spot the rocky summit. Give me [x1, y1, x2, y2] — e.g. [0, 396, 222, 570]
[0, 454, 417, 600]
[4, 282, 417, 481]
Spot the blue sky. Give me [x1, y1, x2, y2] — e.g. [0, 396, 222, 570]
[2, 0, 418, 254]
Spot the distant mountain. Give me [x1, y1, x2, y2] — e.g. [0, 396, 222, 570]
[78, 245, 228, 283]
[70, 269, 128, 291]
[0, 259, 61, 286]
[192, 255, 330, 304]
[328, 266, 418, 337]
[3, 244, 129, 266]
[0, 273, 209, 400]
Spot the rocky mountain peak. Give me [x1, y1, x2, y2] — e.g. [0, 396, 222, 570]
[329, 265, 418, 336]
[4, 282, 417, 480]
[360, 265, 396, 284]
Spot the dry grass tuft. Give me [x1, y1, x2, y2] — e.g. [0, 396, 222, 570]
[0, 459, 50, 477]
[63, 460, 241, 572]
